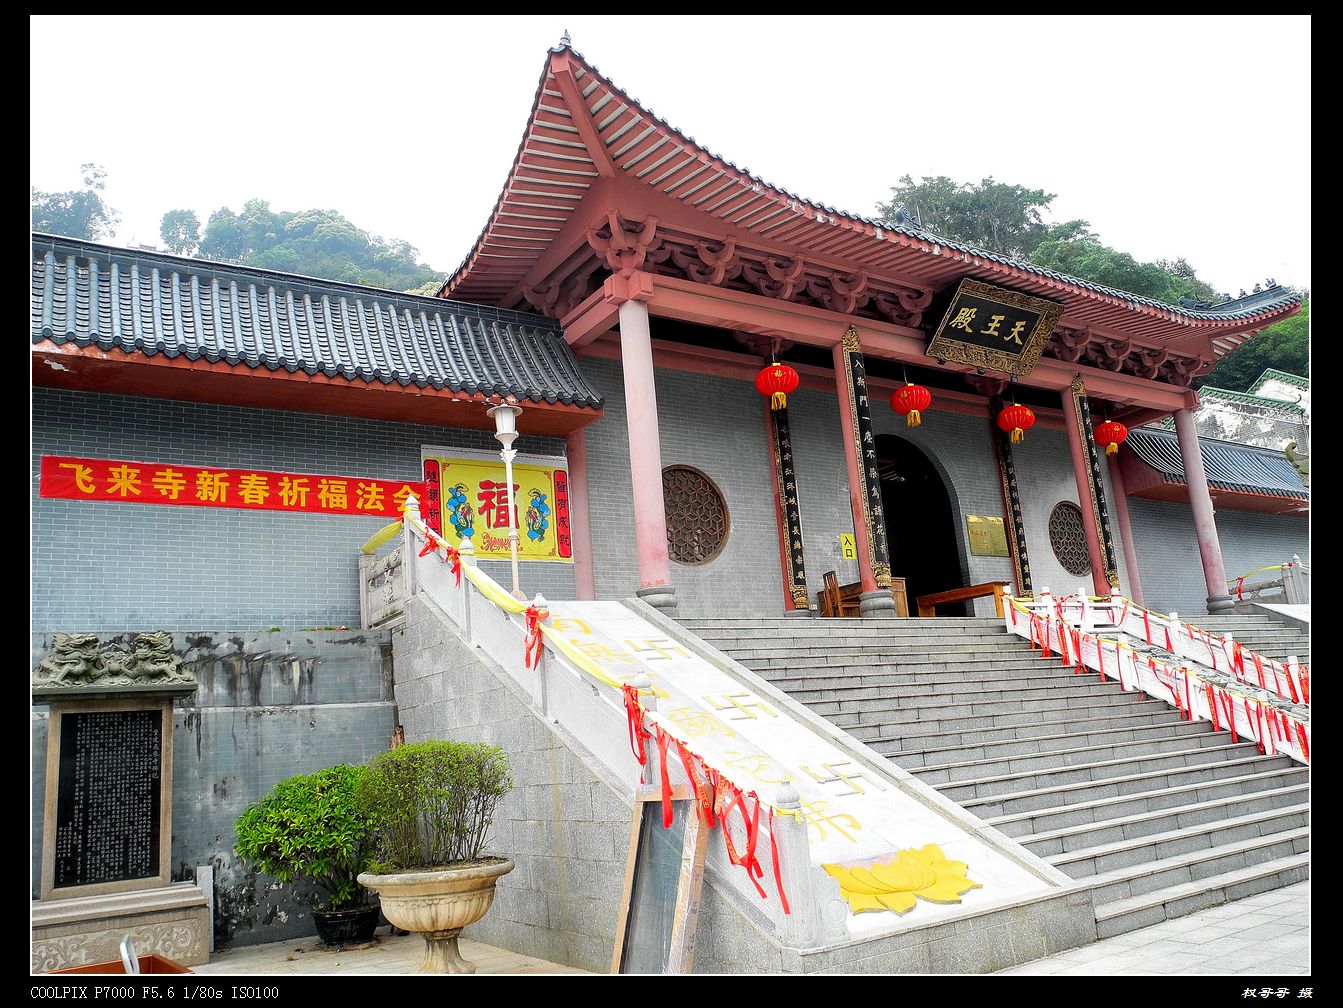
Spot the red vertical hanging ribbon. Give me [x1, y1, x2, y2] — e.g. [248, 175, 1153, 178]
[621, 685, 650, 767]
[442, 545, 462, 585]
[1218, 689, 1237, 742]
[674, 739, 713, 827]
[523, 606, 547, 669]
[655, 726, 674, 828]
[1257, 702, 1273, 755]
[1282, 662, 1300, 704]
[418, 532, 440, 557]
[768, 808, 791, 915]
[1119, 601, 1129, 625]
[1245, 698, 1264, 754]
[1205, 683, 1220, 731]
[1057, 619, 1071, 667]
[1163, 622, 1173, 653]
[1250, 651, 1266, 689]
[1007, 603, 1016, 627]
[1299, 665, 1309, 705]
[1293, 720, 1310, 761]
[1142, 610, 1153, 644]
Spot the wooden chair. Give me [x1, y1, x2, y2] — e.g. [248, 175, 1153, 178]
[819, 570, 843, 617]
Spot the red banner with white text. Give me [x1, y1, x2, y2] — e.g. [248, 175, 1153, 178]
[40, 455, 424, 519]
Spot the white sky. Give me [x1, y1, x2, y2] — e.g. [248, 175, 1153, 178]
[30, 15, 1310, 296]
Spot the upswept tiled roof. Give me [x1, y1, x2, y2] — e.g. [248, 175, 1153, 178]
[447, 44, 1302, 352]
[1249, 368, 1310, 394]
[1128, 427, 1307, 499]
[32, 234, 603, 410]
[1197, 386, 1307, 414]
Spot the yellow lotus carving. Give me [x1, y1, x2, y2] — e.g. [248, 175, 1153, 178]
[823, 844, 982, 915]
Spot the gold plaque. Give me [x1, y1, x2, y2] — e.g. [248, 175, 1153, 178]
[966, 515, 1009, 557]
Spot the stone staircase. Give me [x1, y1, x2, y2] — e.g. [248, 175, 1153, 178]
[1191, 612, 1310, 664]
[682, 616, 1310, 939]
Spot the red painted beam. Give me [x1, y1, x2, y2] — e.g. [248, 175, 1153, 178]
[32, 343, 601, 438]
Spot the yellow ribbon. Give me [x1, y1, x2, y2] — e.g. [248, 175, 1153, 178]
[360, 519, 403, 555]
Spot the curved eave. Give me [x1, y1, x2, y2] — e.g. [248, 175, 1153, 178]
[446, 46, 1302, 347]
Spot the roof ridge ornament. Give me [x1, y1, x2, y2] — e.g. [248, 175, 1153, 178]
[559, 30, 572, 48]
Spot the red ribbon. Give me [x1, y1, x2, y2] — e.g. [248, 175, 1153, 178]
[1206, 683, 1220, 732]
[1245, 698, 1264, 754]
[523, 605, 547, 669]
[675, 739, 711, 826]
[442, 545, 462, 586]
[418, 532, 440, 557]
[1294, 720, 1310, 761]
[1234, 576, 1246, 601]
[1142, 610, 1153, 644]
[622, 685, 650, 768]
[655, 726, 674, 828]
[1218, 689, 1237, 743]
[1250, 651, 1267, 690]
[1299, 665, 1309, 704]
[1283, 662, 1300, 704]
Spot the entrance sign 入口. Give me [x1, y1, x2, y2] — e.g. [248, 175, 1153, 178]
[925, 279, 1064, 377]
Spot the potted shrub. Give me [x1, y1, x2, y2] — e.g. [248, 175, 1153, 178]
[233, 764, 380, 948]
[356, 740, 514, 974]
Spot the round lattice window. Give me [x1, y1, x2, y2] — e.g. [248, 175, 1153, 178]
[1048, 501, 1091, 576]
[663, 465, 730, 566]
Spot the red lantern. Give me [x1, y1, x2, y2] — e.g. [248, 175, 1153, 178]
[755, 362, 800, 410]
[891, 383, 932, 428]
[1095, 420, 1128, 456]
[997, 403, 1036, 444]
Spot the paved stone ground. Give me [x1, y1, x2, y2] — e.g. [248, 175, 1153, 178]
[193, 884, 1308, 976]
[194, 931, 589, 976]
[998, 882, 1311, 975]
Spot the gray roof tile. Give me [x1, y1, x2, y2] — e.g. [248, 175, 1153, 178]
[32, 233, 604, 410]
[1129, 427, 1307, 499]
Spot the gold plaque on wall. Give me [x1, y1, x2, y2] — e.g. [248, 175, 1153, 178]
[966, 515, 1009, 557]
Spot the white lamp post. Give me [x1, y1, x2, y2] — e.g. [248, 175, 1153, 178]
[487, 402, 525, 599]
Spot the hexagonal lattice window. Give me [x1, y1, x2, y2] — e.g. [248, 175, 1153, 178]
[663, 465, 730, 566]
[1048, 501, 1091, 577]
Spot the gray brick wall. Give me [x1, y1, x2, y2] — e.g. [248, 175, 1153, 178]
[580, 355, 786, 617]
[32, 389, 574, 630]
[1126, 498, 1309, 615]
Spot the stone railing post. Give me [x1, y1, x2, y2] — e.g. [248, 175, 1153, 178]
[1168, 612, 1184, 661]
[401, 495, 421, 602]
[457, 536, 476, 642]
[773, 782, 847, 949]
[358, 552, 374, 629]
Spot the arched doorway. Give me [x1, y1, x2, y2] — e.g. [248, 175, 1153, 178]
[875, 435, 967, 616]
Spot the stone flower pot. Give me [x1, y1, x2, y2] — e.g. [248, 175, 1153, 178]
[358, 859, 514, 974]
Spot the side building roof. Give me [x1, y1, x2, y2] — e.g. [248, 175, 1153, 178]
[32, 234, 604, 413]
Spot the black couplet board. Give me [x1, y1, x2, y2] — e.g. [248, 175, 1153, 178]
[54, 709, 162, 888]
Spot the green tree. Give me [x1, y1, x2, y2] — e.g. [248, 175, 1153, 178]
[193, 200, 442, 290]
[31, 163, 120, 241]
[159, 209, 201, 256]
[1029, 237, 1219, 304]
[1197, 300, 1309, 391]
[199, 207, 249, 262]
[876, 175, 1092, 259]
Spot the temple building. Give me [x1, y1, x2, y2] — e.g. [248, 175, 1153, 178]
[31, 42, 1308, 974]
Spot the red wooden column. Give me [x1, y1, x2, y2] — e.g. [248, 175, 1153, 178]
[1106, 451, 1145, 606]
[1061, 385, 1113, 596]
[607, 271, 677, 611]
[564, 428, 596, 601]
[1174, 407, 1234, 612]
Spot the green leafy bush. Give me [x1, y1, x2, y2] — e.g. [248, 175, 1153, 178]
[234, 764, 375, 910]
[356, 741, 512, 871]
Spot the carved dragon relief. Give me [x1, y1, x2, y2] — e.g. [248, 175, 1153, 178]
[34, 631, 196, 691]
